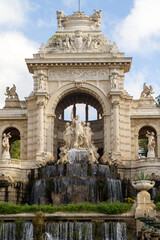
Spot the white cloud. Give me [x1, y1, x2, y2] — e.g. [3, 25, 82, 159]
[0, 31, 38, 108]
[0, 0, 29, 28]
[124, 68, 160, 99]
[113, 0, 160, 53]
[124, 69, 148, 99]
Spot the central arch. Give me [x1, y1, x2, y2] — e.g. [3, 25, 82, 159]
[46, 82, 109, 160]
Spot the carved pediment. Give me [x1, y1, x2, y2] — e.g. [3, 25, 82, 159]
[41, 32, 111, 54]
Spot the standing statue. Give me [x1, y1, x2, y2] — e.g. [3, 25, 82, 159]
[57, 111, 99, 164]
[63, 122, 73, 149]
[146, 131, 156, 158]
[2, 132, 11, 159]
[140, 83, 154, 98]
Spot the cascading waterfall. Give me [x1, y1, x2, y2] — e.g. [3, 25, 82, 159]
[0, 222, 33, 240]
[0, 223, 15, 240]
[0, 221, 126, 240]
[44, 221, 126, 240]
[31, 164, 123, 205]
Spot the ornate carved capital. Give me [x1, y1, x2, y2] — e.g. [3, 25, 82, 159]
[112, 100, 119, 107]
[37, 101, 45, 108]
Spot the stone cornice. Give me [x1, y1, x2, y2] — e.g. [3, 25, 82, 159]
[25, 58, 132, 74]
[130, 115, 160, 119]
[0, 116, 27, 120]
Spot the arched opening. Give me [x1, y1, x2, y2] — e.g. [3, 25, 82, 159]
[3, 127, 20, 159]
[138, 126, 157, 158]
[54, 92, 104, 161]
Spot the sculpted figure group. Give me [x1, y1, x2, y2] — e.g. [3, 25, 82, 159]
[57, 113, 99, 164]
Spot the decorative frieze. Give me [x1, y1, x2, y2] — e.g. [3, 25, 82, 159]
[49, 69, 109, 81]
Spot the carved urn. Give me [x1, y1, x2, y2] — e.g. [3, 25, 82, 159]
[132, 180, 155, 191]
[132, 180, 155, 220]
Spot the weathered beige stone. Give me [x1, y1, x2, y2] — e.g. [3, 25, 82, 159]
[0, 9, 159, 204]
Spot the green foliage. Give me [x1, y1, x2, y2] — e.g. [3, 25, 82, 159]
[10, 140, 20, 159]
[0, 202, 132, 215]
[137, 171, 149, 180]
[15, 218, 24, 240]
[155, 95, 160, 107]
[156, 202, 160, 211]
[154, 194, 160, 204]
[138, 139, 148, 157]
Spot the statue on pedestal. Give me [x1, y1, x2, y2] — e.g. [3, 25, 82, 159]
[5, 84, 19, 100]
[2, 132, 11, 159]
[140, 83, 154, 98]
[146, 131, 155, 158]
[57, 111, 99, 164]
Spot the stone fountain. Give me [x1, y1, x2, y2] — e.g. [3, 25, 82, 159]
[31, 114, 123, 205]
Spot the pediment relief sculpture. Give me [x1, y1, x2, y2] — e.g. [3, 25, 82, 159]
[42, 32, 111, 53]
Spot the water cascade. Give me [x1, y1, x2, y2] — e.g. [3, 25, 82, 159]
[0, 221, 127, 240]
[0, 222, 33, 240]
[31, 164, 123, 205]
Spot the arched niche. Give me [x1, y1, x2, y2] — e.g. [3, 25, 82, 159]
[138, 126, 157, 158]
[54, 91, 104, 161]
[3, 127, 20, 159]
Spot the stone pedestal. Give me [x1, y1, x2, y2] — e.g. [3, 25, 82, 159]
[67, 149, 89, 164]
[2, 151, 10, 159]
[132, 180, 155, 236]
[147, 150, 155, 158]
[4, 98, 21, 108]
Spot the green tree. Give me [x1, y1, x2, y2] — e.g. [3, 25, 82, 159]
[138, 139, 148, 157]
[10, 140, 20, 159]
[155, 95, 160, 107]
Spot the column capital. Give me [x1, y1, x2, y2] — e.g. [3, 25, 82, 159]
[112, 100, 120, 107]
[37, 100, 45, 108]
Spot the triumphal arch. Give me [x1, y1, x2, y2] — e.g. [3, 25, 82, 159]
[0, 10, 160, 203]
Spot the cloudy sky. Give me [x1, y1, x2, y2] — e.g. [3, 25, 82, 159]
[0, 0, 160, 108]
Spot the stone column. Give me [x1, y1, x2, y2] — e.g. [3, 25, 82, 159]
[46, 114, 55, 155]
[86, 104, 88, 122]
[135, 133, 139, 159]
[36, 101, 45, 159]
[112, 100, 120, 154]
[103, 114, 108, 153]
[157, 134, 160, 157]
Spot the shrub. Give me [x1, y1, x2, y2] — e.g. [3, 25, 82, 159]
[0, 202, 132, 215]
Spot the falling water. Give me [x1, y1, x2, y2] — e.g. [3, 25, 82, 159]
[103, 222, 126, 240]
[0, 221, 127, 240]
[31, 164, 123, 204]
[0, 223, 15, 240]
[0, 222, 33, 240]
[21, 222, 33, 240]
